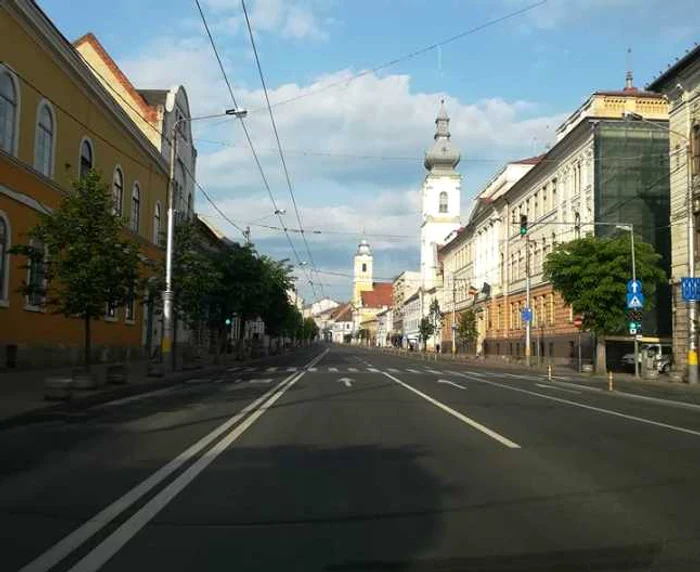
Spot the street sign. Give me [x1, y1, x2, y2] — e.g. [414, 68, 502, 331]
[628, 321, 641, 335]
[626, 293, 645, 309]
[521, 308, 532, 323]
[681, 277, 700, 302]
[627, 279, 642, 294]
[635, 334, 643, 341]
[573, 315, 583, 329]
[629, 325, 638, 335]
[451, 324, 457, 331]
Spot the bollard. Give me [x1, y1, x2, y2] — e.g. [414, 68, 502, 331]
[608, 371, 614, 392]
[547, 364, 552, 381]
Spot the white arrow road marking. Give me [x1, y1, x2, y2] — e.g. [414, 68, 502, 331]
[338, 377, 354, 387]
[329, 367, 338, 372]
[382, 372, 520, 449]
[438, 379, 466, 390]
[249, 378, 273, 384]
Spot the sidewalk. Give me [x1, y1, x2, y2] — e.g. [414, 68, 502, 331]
[0, 351, 287, 428]
[366, 346, 700, 407]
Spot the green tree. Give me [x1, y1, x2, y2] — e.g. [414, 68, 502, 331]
[302, 317, 319, 341]
[428, 299, 442, 338]
[543, 234, 666, 359]
[10, 170, 143, 369]
[457, 309, 478, 353]
[418, 317, 434, 351]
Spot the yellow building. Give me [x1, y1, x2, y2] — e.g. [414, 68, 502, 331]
[0, 0, 169, 369]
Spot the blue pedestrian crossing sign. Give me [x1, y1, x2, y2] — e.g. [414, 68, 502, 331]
[627, 279, 642, 294]
[521, 308, 532, 323]
[681, 277, 700, 302]
[626, 293, 645, 309]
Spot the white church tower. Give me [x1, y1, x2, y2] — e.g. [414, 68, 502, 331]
[420, 100, 462, 290]
[353, 238, 373, 307]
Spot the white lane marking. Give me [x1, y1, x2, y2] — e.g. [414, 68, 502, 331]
[464, 370, 485, 377]
[266, 367, 278, 372]
[68, 366, 315, 572]
[286, 367, 298, 372]
[249, 378, 273, 384]
[387, 368, 400, 372]
[424, 369, 442, 374]
[468, 376, 700, 439]
[338, 377, 354, 387]
[329, 367, 338, 372]
[535, 383, 580, 395]
[23, 349, 329, 572]
[348, 367, 358, 372]
[438, 379, 466, 390]
[368, 368, 380, 372]
[406, 368, 422, 374]
[382, 372, 520, 449]
[97, 387, 176, 408]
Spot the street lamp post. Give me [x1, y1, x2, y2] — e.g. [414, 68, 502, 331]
[623, 111, 695, 384]
[161, 108, 247, 373]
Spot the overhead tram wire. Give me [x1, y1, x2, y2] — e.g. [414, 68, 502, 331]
[194, 0, 319, 298]
[241, 0, 326, 298]
[244, 0, 549, 114]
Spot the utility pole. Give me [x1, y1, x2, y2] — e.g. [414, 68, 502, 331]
[452, 273, 457, 355]
[525, 235, 531, 367]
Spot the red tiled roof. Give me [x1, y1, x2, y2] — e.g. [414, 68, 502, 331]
[361, 283, 393, 308]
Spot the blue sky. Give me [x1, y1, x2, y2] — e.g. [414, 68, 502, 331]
[40, 0, 699, 302]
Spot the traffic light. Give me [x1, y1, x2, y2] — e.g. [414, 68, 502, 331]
[519, 214, 528, 237]
[225, 318, 232, 326]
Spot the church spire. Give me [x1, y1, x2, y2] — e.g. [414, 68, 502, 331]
[624, 47, 635, 91]
[424, 99, 461, 173]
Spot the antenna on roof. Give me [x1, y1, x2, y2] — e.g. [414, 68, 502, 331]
[625, 47, 634, 90]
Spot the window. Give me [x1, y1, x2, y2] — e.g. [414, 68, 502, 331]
[27, 239, 46, 308]
[534, 192, 539, 219]
[34, 102, 55, 176]
[153, 202, 161, 245]
[0, 69, 18, 154]
[112, 167, 124, 217]
[131, 183, 140, 232]
[79, 138, 93, 178]
[362, 263, 367, 273]
[439, 192, 448, 213]
[125, 288, 135, 322]
[0, 213, 8, 302]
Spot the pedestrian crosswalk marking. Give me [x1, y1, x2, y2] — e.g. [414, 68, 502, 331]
[244, 367, 256, 372]
[309, 367, 318, 372]
[287, 367, 298, 372]
[348, 367, 358, 372]
[266, 367, 278, 372]
[407, 368, 421, 374]
[424, 369, 441, 374]
[388, 368, 400, 372]
[465, 371, 485, 377]
[368, 368, 379, 372]
[329, 367, 338, 372]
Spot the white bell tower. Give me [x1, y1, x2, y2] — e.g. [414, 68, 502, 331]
[420, 99, 462, 290]
[353, 238, 373, 307]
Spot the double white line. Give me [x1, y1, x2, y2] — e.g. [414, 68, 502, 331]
[20, 349, 329, 572]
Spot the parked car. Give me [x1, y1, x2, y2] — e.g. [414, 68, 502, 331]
[620, 343, 672, 373]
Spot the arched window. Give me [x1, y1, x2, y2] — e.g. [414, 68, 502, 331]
[362, 263, 367, 273]
[153, 202, 161, 245]
[0, 213, 9, 303]
[439, 191, 448, 213]
[79, 138, 93, 179]
[34, 102, 55, 177]
[112, 167, 124, 217]
[131, 183, 140, 232]
[0, 69, 18, 154]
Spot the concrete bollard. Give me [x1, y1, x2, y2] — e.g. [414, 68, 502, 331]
[547, 364, 552, 381]
[608, 371, 614, 392]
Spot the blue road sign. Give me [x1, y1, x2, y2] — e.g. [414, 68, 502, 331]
[627, 279, 642, 294]
[521, 308, 532, 323]
[626, 293, 645, 309]
[681, 277, 700, 302]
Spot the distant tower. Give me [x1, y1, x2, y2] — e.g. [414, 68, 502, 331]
[420, 99, 462, 289]
[353, 238, 373, 307]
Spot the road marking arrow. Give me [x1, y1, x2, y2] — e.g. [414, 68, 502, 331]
[338, 377, 354, 387]
[438, 379, 466, 390]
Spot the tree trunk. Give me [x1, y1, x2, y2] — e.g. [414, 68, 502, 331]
[84, 315, 91, 371]
[595, 333, 607, 373]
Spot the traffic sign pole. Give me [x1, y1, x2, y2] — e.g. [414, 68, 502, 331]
[525, 237, 531, 367]
[630, 231, 639, 379]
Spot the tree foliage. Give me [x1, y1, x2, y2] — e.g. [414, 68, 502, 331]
[418, 317, 434, 350]
[10, 170, 143, 368]
[543, 233, 666, 335]
[457, 309, 478, 346]
[428, 299, 442, 335]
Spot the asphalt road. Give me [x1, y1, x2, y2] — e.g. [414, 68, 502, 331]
[3, 344, 700, 571]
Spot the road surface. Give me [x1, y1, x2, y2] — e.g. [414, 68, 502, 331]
[3, 345, 700, 571]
